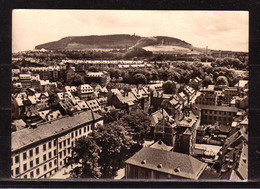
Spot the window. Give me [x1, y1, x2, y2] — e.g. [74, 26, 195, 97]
[43, 144, 46, 151]
[43, 154, 46, 161]
[49, 162, 52, 168]
[134, 167, 138, 178]
[72, 141, 74, 147]
[36, 168, 40, 175]
[145, 169, 149, 179]
[35, 147, 39, 155]
[79, 129, 82, 135]
[84, 127, 86, 133]
[36, 158, 39, 165]
[87, 125, 90, 131]
[24, 174, 27, 178]
[15, 167, 19, 175]
[30, 160, 33, 168]
[44, 165, 47, 171]
[67, 139, 70, 145]
[63, 150, 66, 156]
[54, 140, 57, 146]
[23, 152, 27, 160]
[59, 142, 62, 149]
[49, 152, 52, 159]
[54, 159, 57, 165]
[54, 150, 57, 156]
[71, 132, 74, 139]
[63, 141, 66, 147]
[23, 163, 27, 171]
[15, 155, 19, 164]
[48, 142, 52, 149]
[75, 131, 78, 137]
[68, 148, 70, 154]
[59, 152, 62, 158]
[30, 171, 34, 178]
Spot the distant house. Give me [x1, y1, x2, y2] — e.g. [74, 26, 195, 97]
[77, 84, 95, 100]
[57, 92, 74, 102]
[195, 92, 217, 106]
[57, 99, 79, 115]
[19, 73, 32, 88]
[96, 97, 107, 109]
[189, 77, 202, 90]
[35, 92, 49, 110]
[183, 85, 196, 102]
[65, 86, 77, 96]
[223, 87, 238, 103]
[85, 99, 101, 112]
[125, 147, 207, 180]
[107, 91, 135, 112]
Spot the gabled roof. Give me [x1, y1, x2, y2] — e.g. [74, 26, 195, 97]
[150, 140, 173, 151]
[235, 80, 248, 88]
[150, 108, 169, 126]
[125, 147, 207, 180]
[12, 110, 102, 152]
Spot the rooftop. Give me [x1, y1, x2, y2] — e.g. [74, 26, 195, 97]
[125, 147, 207, 180]
[197, 105, 239, 112]
[12, 110, 102, 152]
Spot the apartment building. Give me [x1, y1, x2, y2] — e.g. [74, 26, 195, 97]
[11, 110, 103, 179]
[197, 105, 239, 126]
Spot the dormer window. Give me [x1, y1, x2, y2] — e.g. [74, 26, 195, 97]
[157, 164, 162, 168]
[174, 168, 180, 172]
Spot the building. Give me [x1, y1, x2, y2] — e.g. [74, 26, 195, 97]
[11, 110, 103, 179]
[195, 92, 217, 106]
[223, 87, 238, 103]
[125, 147, 207, 180]
[215, 128, 248, 180]
[197, 105, 239, 126]
[19, 73, 32, 89]
[107, 90, 135, 112]
[77, 84, 95, 100]
[174, 110, 200, 155]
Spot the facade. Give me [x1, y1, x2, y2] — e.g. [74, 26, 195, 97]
[223, 87, 238, 103]
[198, 105, 239, 126]
[77, 84, 95, 100]
[195, 92, 217, 106]
[11, 110, 103, 179]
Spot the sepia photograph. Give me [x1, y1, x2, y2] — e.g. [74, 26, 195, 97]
[11, 10, 248, 180]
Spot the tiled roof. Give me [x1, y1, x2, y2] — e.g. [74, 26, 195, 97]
[125, 147, 207, 180]
[12, 110, 102, 152]
[150, 140, 173, 151]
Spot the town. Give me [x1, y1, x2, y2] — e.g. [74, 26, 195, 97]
[11, 48, 248, 180]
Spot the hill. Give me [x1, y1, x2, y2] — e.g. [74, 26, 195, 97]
[35, 34, 193, 51]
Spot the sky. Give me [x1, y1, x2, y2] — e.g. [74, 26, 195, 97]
[12, 10, 249, 52]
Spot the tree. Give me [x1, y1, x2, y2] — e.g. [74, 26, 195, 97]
[65, 136, 102, 178]
[162, 80, 177, 94]
[48, 92, 60, 109]
[202, 76, 213, 87]
[120, 109, 151, 146]
[90, 123, 134, 178]
[133, 73, 147, 85]
[66, 123, 134, 179]
[68, 73, 84, 86]
[216, 76, 229, 86]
